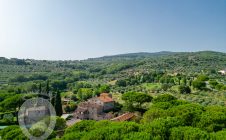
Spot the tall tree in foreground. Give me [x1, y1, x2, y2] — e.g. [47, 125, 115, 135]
[55, 91, 63, 116]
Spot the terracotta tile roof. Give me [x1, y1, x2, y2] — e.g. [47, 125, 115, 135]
[98, 96, 113, 103]
[111, 113, 135, 121]
[100, 93, 110, 96]
[98, 93, 114, 103]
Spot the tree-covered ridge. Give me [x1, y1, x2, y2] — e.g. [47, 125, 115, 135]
[0, 51, 226, 85]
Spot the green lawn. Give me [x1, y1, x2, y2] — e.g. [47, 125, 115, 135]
[142, 83, 161, 90]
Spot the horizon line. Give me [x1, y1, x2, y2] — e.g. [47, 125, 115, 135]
[0, 50, 225, 61]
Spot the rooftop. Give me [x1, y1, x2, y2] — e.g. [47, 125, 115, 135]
[98, 93, 114, 103]
[111, 113, 135, 121]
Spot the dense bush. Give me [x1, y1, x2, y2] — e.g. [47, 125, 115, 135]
[178, 85, 191, 94]
[0, 125, 28, 140]
[153, 94, 177, 103]
[192, 80, 206, 90]
[170, 126, 209, 140]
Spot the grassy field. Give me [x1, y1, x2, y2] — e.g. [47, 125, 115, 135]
[142, 83, 161, 90]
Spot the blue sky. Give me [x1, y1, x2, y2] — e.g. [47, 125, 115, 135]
[0, 0, 225, 60]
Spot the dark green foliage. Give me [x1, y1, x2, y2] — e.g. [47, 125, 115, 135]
[77, 88, 94, 101]
[178, 85, 191, 94]
[8, 75, 28, 83]
[113, 102, 123, 112]
[62, 121, 142, 140]
[141, 107, 168, 123]
[168, 104, 204, 126]
[215, 84, 225, 91]
[209, 80, 218, 89]
[152, 102, 174, 110]
[122, 92, 152, 111]
[71, 94, 78, 101]
[160, 76, 175, 84]
[197, 75, 209, 81]
[170, 126, 209, 140]
[0, 94, 23, 111]
[182, 77, 187, 85]
[0, 125, 27, 140]
[197, 108, 226, 132]
[153, 94, 177, 103]
[210, 130, 226, 140]
[51, 80, 67, 91]
[161, 84, 172, 91]
[55, 91, 63, 116]
[38, 83, 42, 93]
[142, 117, 185, 139]
[192, 80, 206, 90]
[0, 93, 16, 102]
[54, 116, 67, 131]
[46, 80, 50, 94]
[99, 85, 110, 93]
[29, 74, 48, 81]
[64, 103, 77, 113]
[51, 95, 55, 106]
[116, 79, 127, 87]
[8, 74, 48, 83]
[64, 120, 96, 134]
[122, 132, 152, 140]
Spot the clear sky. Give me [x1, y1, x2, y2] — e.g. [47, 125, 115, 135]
[0, 0, 225, 60]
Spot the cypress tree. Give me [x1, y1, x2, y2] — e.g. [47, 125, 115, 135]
[55, 91, 63, 116]
[46, 80, 50, 94]
[51, 92, 55, 106]
[178, 77, 181, 85]
[39, 83, 42, 93]
[45, 80, 50, 99]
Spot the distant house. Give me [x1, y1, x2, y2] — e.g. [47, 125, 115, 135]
[74, 93, 115, 120]
[89, 93, 114, 111]
[218, 70, 226, 75]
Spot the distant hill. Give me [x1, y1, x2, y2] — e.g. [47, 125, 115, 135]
[87, 51, 177, 61]
[0, 51, 226, 84]
[85, 51, 226, 75]
[87, 51, 225, 61]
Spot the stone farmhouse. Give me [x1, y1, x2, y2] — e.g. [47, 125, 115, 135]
[74, 93, 115, 120]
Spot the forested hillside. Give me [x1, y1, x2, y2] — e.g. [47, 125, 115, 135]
[1, 51, 226, 84]
[0, 51, 226, 140]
